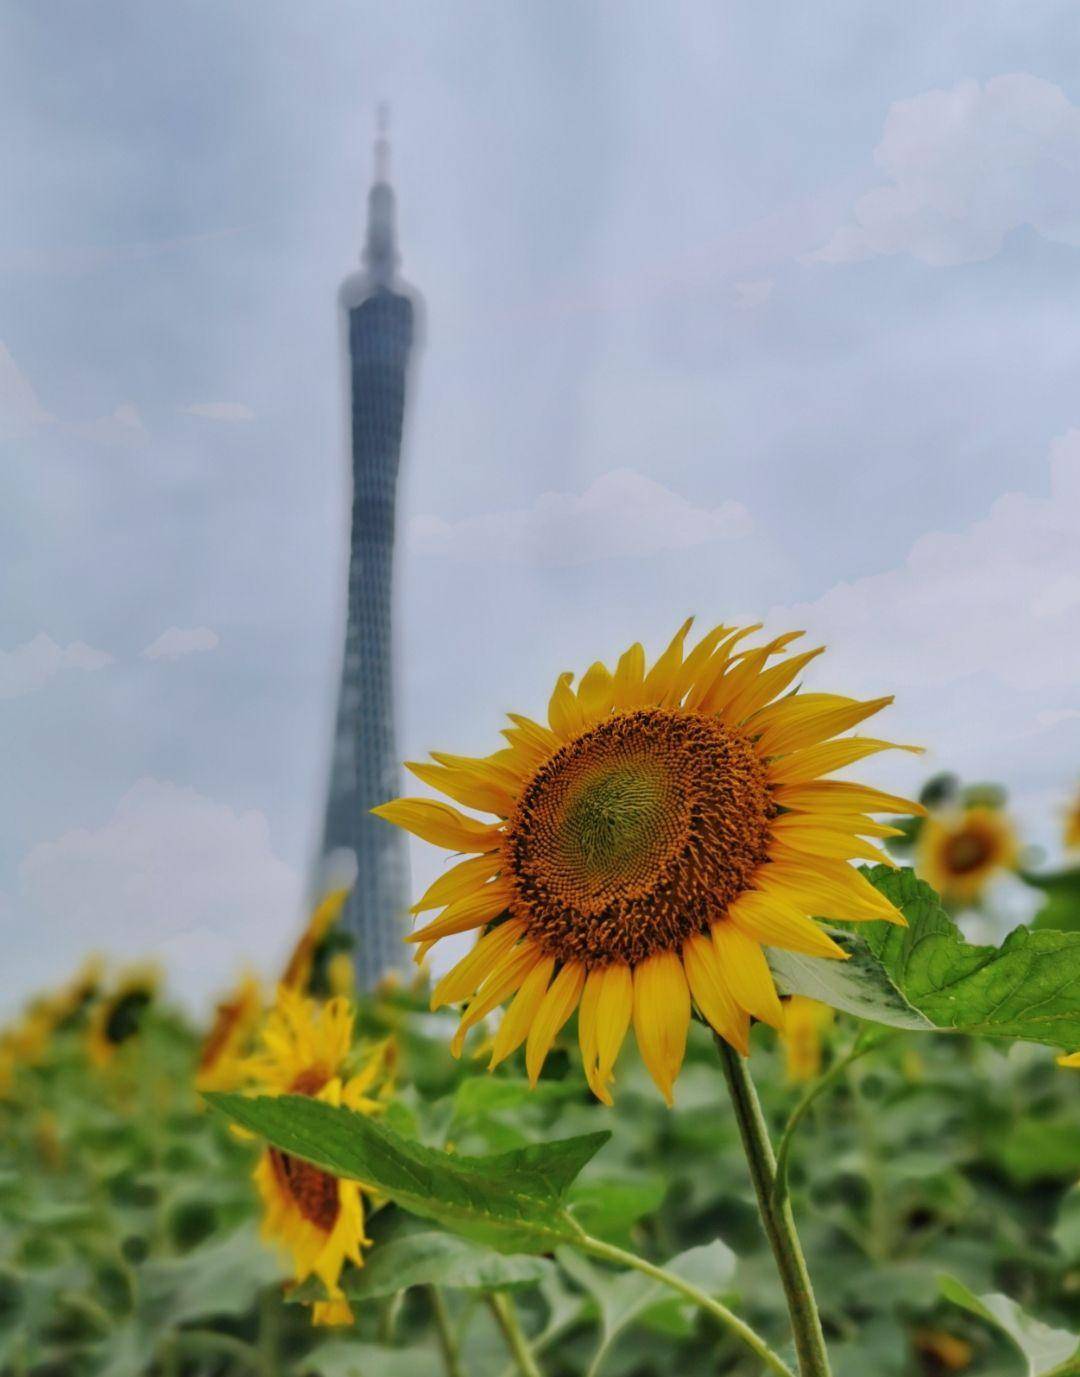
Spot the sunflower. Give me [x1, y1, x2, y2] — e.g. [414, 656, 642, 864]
[1058, 1050, 1080, 1069]
[195, 973, 262, 1094]
[1064, 787, 1080, 853]
[45, 955, 105, 1033]
[280, 889, 350, 995]
[246, 987, 394, 1326]
[916, 805, 1017, 905]
[87, 968, 158, 1068]
[375, 619, 920, 1105]
[780, 995, 834, 1083]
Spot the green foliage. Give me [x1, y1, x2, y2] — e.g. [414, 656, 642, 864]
[775, 867, 1080, 1047]
[940, 1276, 1080, 1376]
[208, 1090, 607, 1253]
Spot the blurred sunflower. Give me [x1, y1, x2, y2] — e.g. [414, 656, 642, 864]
[45, 955, 105, 1032]
[376, 619, 919, 1104]
[1064, 786, 1080, 853]
[1058, 1050, 1080, 1069]
[280, 889, 350, 995]
[917, 805, 1017, 905]
[87, 968, 158, 1067]
[195, 973, 262, 1094]
[246, 987, 394, 1326]
[780, 996, 834, 1083]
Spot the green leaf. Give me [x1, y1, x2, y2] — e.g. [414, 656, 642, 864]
[940, 1275, 1079, 1376]
[773, 867, 1080, 1049]
[298, 1231, 555, 1300]
[567, 1177, 668, 1245]
[768, 928, 932, 1031]
[206, 1093, 608, 1253]
[1022, 868, 1080, 933]
[299, 1339, 432, 1377]
[559, 1241, 737, 1375]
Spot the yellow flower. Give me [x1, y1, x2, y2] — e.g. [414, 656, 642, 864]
[87, 967, 158, 1068]
[914, 1329, 972, 1371]
[376, 619, 920, 1105]
[1058, 1050, 1080, 1069]
[781, 996, 834, 1083]
[1064, 787, 1080, 853]
[246, 987, 394, 1326]
[195, 973, 263, 1094]
[917, 805, 1017, 904]
[280, 890, 350, 994]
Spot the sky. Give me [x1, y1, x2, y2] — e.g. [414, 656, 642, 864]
[3, 2, 1080, 1013]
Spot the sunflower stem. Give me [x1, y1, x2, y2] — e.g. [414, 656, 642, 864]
[772, 1032, 884, 1212]
[487, 1291, 543, 1377]
[430, 1286, 465, 1377]
[576, 1232, 796, 1377]
[715, 1036, 832, 1377]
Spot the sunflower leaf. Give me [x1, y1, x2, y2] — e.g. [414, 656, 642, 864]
[939, 1275, 1079, 1376]
[771, 867, 1080, 1049]
[205, 1093, 607, 1253]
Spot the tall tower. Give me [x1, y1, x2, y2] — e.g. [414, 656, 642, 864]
[318, 111, 417, 988]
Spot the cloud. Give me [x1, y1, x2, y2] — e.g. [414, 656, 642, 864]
[141, 626, 220, 661]
[733, 278, 774, 308]
[1, 340, 145, 445]
[773, 428, 1080, 695]
[0, 634, 113, 700]
[408, 468, 752, 566]
[181, 402, 255, 422]
[815, 74, 1080, 266]
[0, 341, 52, 441]
[18, 779, 302, 1008]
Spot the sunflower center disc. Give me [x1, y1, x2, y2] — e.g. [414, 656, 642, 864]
[942, 829, 993, 875]
[504, 708, 774, 965]
[268, 1148, 341, 1232]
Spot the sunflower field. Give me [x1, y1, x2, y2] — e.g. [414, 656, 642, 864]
[3, 625, 1080, 1377]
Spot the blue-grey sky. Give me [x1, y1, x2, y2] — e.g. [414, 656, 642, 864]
[4, 2, 1080, 1010]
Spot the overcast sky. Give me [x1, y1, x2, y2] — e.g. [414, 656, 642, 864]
[4, 2, 1080, 1012]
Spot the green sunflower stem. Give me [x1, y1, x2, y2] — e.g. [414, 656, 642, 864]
[430, 1286, 465, 1377]
[487, 1291, 544, 1377]
[576, 1232, 796, 1377]
[716, 1036, 833, 1377]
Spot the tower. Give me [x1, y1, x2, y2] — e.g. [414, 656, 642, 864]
[318, 111, 417, 988]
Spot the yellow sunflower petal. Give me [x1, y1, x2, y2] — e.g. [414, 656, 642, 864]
[632, 952, 691, 1105]
[711, 921, 784, 1029]
[664, 623, 730, 706]
[405, 761, 517, 817]
[754, 695, 894, 756]
[450, 942, 539, 1058]
[411, 852, 503, 914]
[725, 645, 826, 724]
[577, 968, 609, 1103]
[430, 919, 527, 1009]
[772, 780, 926, 818]
[769, 737, 923, 784]
[372, 798, 503, 853]
[548, 672, 585, 740]
[407, 880, 514, 943]
[769, 825, 898, 868]
[763, 860, 906, 924]
[641, 618, 695, 705]
[727, 890, 847, 960]
[577, 661, 616, 723]
[682, 932, 750, 1054]
[489, 956, 555, 1069]
[594, 963, 634, 1092]
[683, 625, 763, 710]
[612, 642, 647, 710]
[525, 962, 586, 1086]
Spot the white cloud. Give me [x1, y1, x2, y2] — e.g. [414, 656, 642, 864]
[815, 74, 1080, 266]
[0, 634, 113, 700]
[70, 402, 147, 446]
[766, 429, 1080, 818]
[181, 402, 255, 422]
[141, 626, 220, 661]
[0, 341, 52, 441]
[18, 779, 302, 1007]
[774, 428, 1080, 694]
[733, 278, 774, 308]
[408, 468, 752, 566]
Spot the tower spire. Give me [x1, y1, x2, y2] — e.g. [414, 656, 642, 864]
[363, 103, 398, 283]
